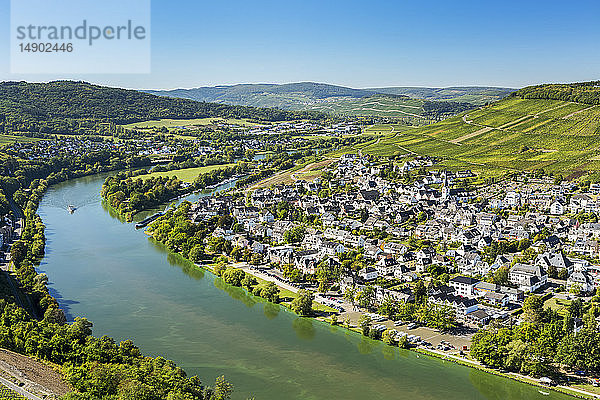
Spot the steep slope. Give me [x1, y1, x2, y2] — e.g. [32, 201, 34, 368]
[359, 82, 600, 179]
[366, 86, 515, 104]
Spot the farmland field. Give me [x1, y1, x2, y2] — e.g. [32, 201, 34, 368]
[0, 386, 24, 399]
[302, 95, 441, 123]
[357, 96, 600, 179]
[122, 118, 261, 130]
[0, 134, 42, 144]
[142, 164, 237, 182]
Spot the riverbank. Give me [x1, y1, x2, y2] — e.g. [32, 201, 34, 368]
[35, 172, 576, 400]
[142, 223, 600, 400]
[164, 248, 598, 400]
[414, 347, 599, 400]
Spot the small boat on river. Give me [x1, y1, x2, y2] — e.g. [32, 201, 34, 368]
[68, 205, 77, 214]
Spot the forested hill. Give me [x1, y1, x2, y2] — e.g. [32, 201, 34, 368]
[513, 80, 600, 105]
[0, 81, 326, 134]
[145, 82, 385, 103]
[146, 82, 514, 110]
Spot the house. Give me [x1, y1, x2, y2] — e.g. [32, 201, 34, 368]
[550, 199, 566, 215]
[484, 291, 509, 307]
[449, 276, 480, 298]
[429, 292, 479, 318]
[267, 245, 295, 264]
[359, 267, 378, 281]
[376, 256, 398, 276]
[567, 269, 595, 294]
[509, 263, 548, 292]
[364, 244, 383, 260]
[293, 250, 320, 275]
[467, 309, 491, 325]
[535, 252, 573, 276]
[321, 241, 345, 256]
[474, 281, 524, 303]
[397, 252, 417, 269]
[260, 211, 275, 223]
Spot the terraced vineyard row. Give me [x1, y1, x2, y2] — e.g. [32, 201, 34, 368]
[0, 386, 24, 400]
[359, 95, 600, 180]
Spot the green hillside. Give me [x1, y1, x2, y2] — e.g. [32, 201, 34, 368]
[301, 94, 473, 123]
[366, 86, 515, 104]
[0, 81, 326, 136]
[145, 82, 512, 119]
[356, 83, 600, 180]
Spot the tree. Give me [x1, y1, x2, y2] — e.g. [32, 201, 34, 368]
[254, 282, 280, 303]
[250, 253, 263, 266]
[378, 296, 399, 319]
[547, 263, 557, 278]
[491, 266, 509, 285]
[397, 335, 409, 349]
[522, 295, 544, 324]
[355, 286, 376, 309]
[429, 304, 456, 331]
[291, 290, 314, 316]
[222, 268, 246, 286]
[558, 268, 568, 280]
[282, 264, 302, 282]
[358, 315, 372, 336]
[283, 226, 305, 244]
[213, 375, 234, 400]
[188, 244, 204, 263]
[343, 287, 357, 308]
[413, 280, 426, 304]
[241, 274, 257, 290]
[382, 329, 395, 346]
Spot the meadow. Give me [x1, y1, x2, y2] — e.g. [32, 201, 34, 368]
[0, 134, 42, 143]
[142, 164, 237, 183]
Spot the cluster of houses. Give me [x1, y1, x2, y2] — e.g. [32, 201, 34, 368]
[185, 153, 600, 326]
[8, 137, 123, 160]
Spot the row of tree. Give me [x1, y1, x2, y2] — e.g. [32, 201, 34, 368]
[0, 151, 238, 398]
[471, 295, 600, 377]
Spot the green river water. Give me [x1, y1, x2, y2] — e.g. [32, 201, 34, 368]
[36, 173, 570, 400]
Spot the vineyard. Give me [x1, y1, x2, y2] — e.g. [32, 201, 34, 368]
[0, 386, 24, 399]
[357, 94, 600, 180]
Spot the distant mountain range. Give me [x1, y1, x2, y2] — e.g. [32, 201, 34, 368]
[144, 82, 515, 120]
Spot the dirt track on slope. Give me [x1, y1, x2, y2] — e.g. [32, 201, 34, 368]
[0, 348, 72, 398]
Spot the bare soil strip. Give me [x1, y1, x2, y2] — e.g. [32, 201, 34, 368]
[498, 115, 532, 129]
[451, 126, 493, 144]
[0, 348, 72, 398]
[562, 104, 597, 119]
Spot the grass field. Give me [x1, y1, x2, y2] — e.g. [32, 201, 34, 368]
[355, 96, 600, 179]
[250, 158, 336, 189]
[0, 134, 43, 143]
[543, 297, 571, 315]
[122, 118, 261, 130]
[143, 164, 237, 182]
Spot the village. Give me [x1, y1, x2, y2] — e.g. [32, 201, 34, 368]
[173, 152, 600, 356]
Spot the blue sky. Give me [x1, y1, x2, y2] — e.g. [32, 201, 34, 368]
[1, 0, 599, 89]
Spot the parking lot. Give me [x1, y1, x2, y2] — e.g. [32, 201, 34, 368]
[340, 310, 475, 352]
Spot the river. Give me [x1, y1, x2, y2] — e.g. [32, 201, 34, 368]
[37, 173, 569, 400]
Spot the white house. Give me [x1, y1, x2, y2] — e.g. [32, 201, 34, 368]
[509, 263, 547, 292]
[449, 276, 480, 298]
[359, 267, 378, 281]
